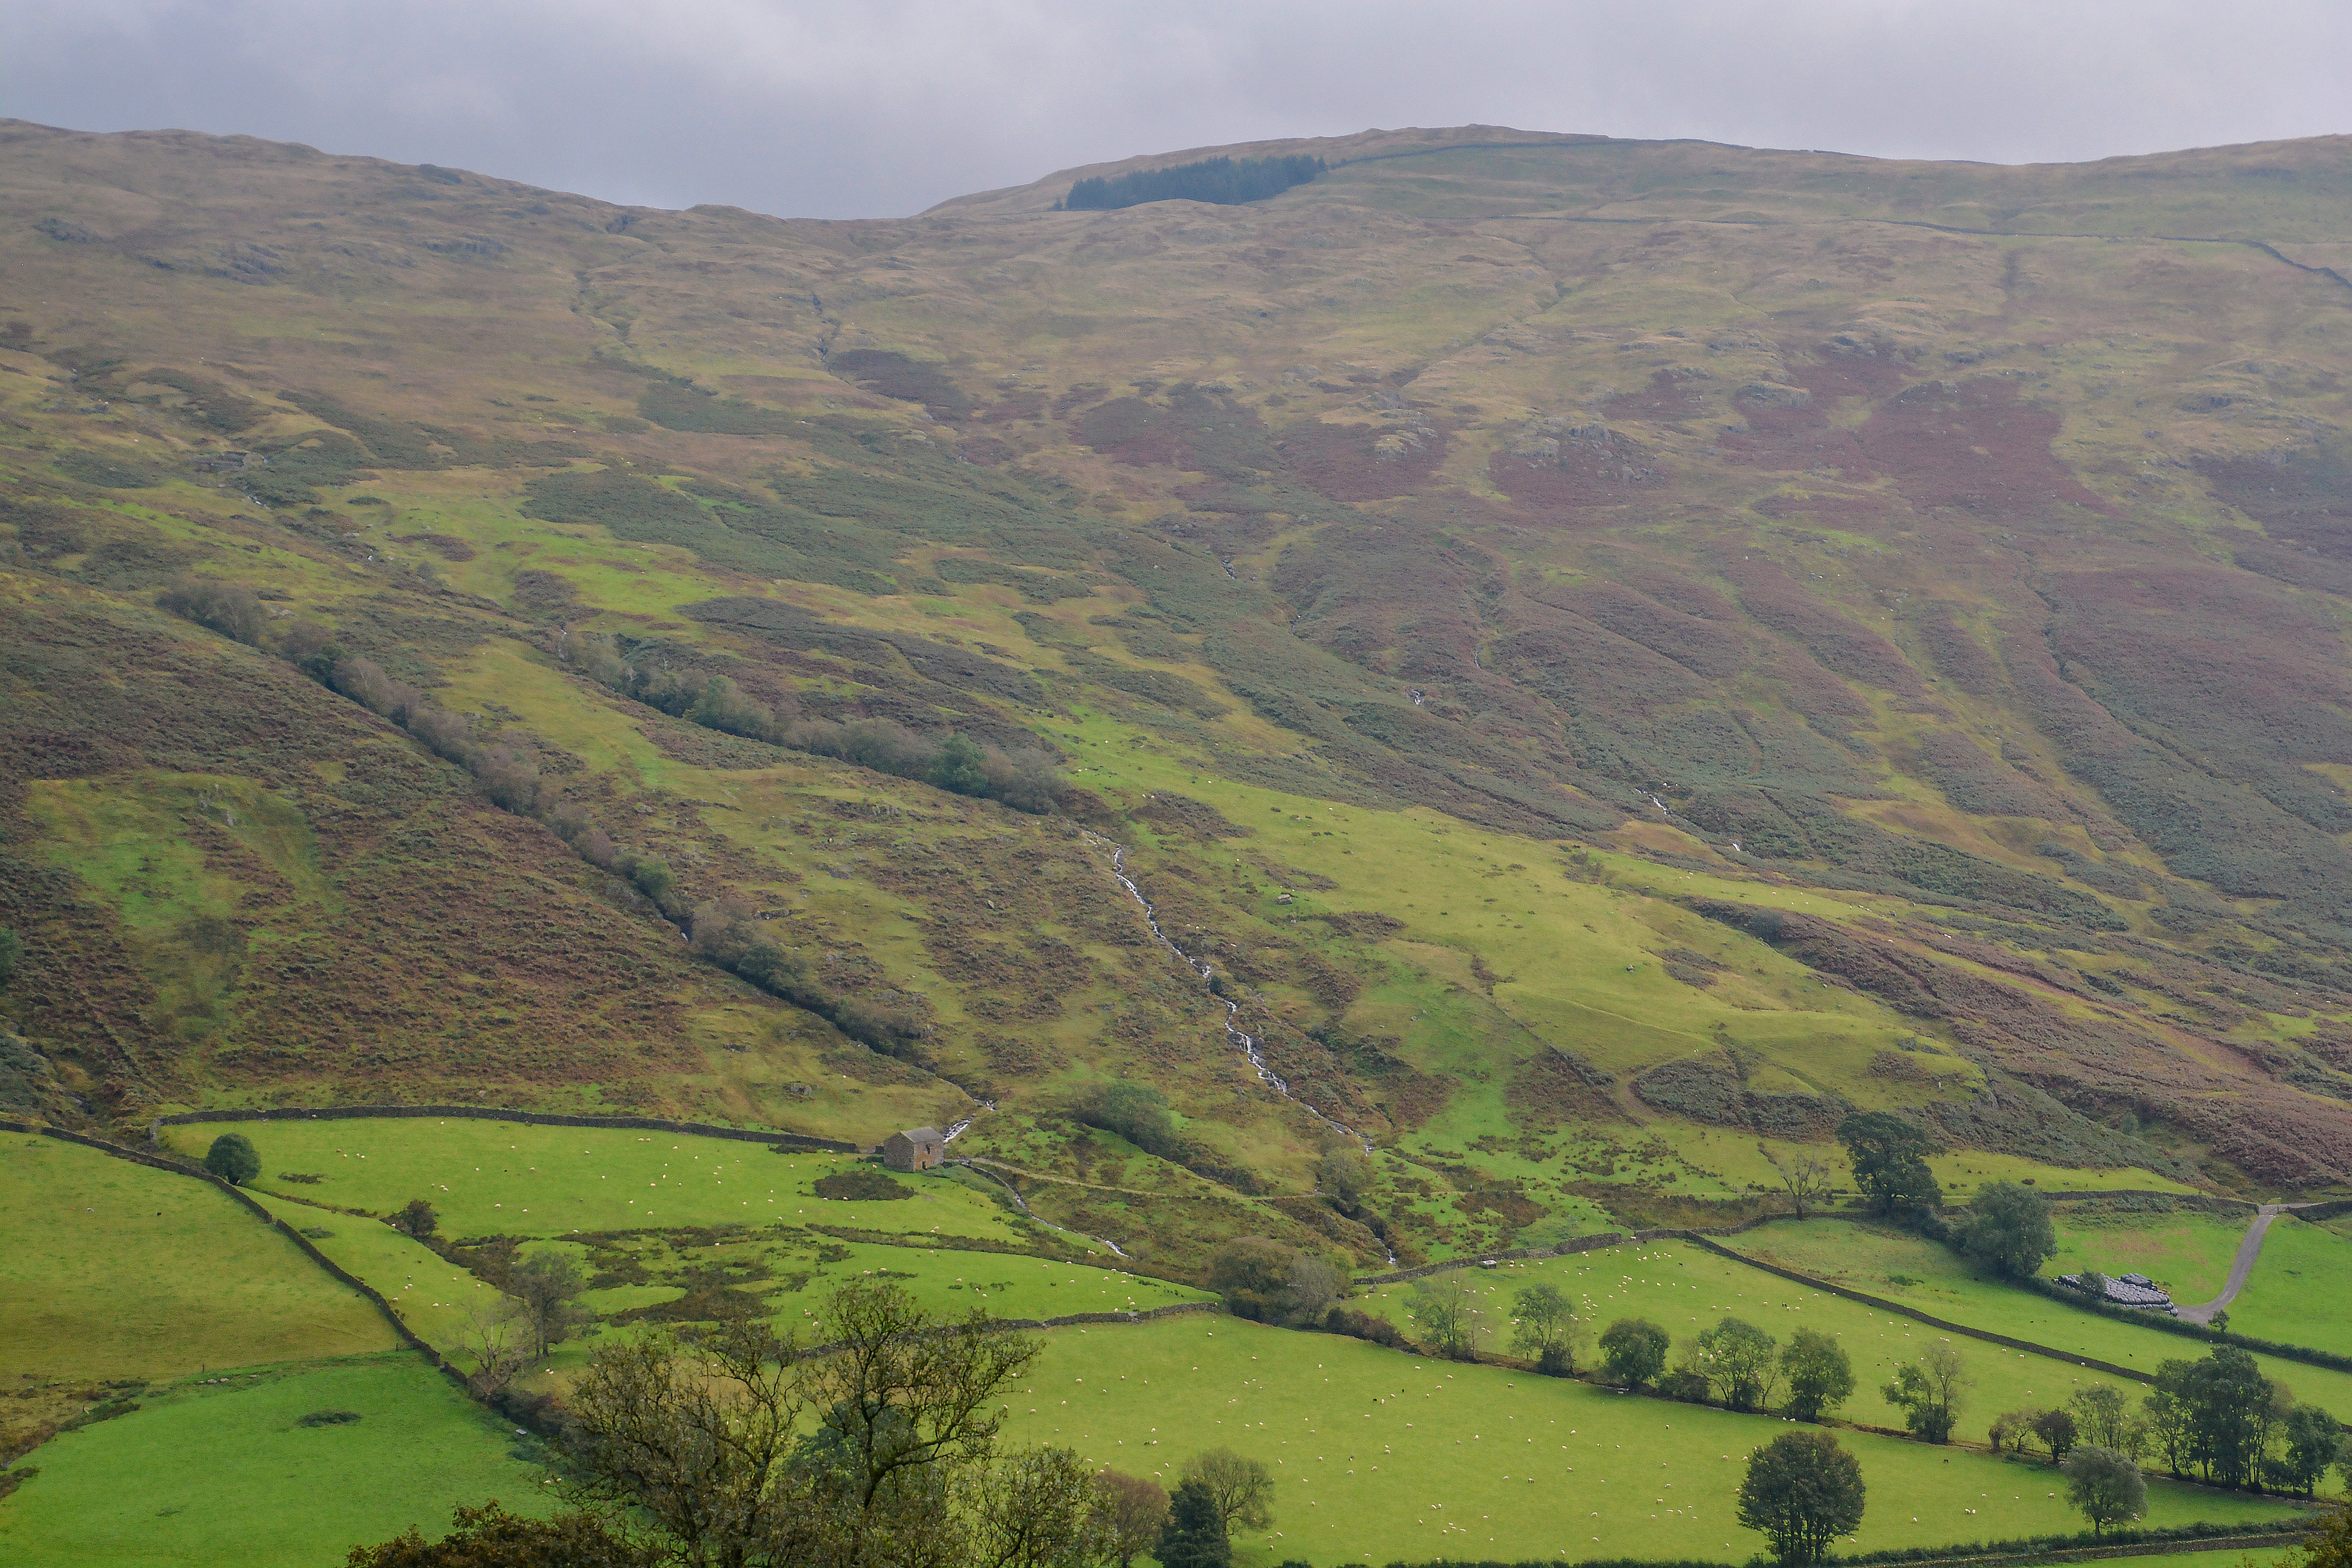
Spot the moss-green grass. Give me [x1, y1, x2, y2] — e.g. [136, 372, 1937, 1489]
[1722, 1220, 2352, 1414]
[0, 1135, 398, 1380]
[2043, 1209, 2254, 1305]
[1346, 1241, 2160, 1432]
[0, 1353, 550, 1568]
[1000, 1315, 2301, 1568]
[159, 1118, 1029, 1242]
[2227, 1216, 2352, 1358]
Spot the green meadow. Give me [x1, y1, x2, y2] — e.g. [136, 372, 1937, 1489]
[0, 1135, 396, 1381]
[1348, 1242, 2161, 1431]
[2045, 1207, 2252, 1305]
[0, 1354, 549, 1568]
[996, 1315, 2302, 1568]
[160, 1117, 1034, 1243]
[1722, 1220, 2352, 1414]
[2228, 1215, 2352, 1357]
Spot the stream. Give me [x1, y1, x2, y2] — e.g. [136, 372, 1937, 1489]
[1087, 832, 1376, 1158]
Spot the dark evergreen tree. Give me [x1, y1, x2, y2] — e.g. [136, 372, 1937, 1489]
[1156, 1477, 1233, 1568]
[1063, 156, 1325, 212]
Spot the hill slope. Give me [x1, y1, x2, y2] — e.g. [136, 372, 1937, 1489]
[6, 119, 2352, 1266]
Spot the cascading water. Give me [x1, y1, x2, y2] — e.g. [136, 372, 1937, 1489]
[1086, 831, 1376, 1158]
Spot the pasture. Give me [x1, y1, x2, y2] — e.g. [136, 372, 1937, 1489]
[998, 1315, 2302, 1568]
[0, 1353, 548, 1568]
[1348, 1241, 2158, 1428]
[2228, 1214, 2352, 1357]
[2045, 1206, 2251, 1304]
[0, 1134, 397, 1381]
[1722, 1220, 2352, 1413]
[159, 1116, 1038, 1244]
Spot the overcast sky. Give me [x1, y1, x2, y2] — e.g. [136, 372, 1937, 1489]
[8, 0, 2349, 220]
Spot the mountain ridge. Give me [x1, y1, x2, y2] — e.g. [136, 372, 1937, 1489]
[5, 117, 2352, 1275]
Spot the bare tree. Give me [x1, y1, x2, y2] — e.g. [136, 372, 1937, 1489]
[509, 1249, 594, 1359]
[1408, 1272, 1487, 1361]
[457, 1295, 531, 1399]
[1768, 1149, 1837, 1220]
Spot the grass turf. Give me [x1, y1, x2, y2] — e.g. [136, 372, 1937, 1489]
[996, 1315, 2302, 1568]
[0, 1353, 550, 1568]
[0, 1134, 398, 1381]
[2226, 1216, 2352, 1358]
[1721, 1220, 2352, 1414]
[1347, 1241, 2160, 1432]
[160, 1117, 1033, 1243]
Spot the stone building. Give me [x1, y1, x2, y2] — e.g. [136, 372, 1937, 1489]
[882, 1126, 945, 1172]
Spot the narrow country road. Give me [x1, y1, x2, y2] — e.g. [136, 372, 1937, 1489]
[2174, 1203, 2307, 1324]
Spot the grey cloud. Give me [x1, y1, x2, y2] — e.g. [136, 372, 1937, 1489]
[5, 0, 2348, 219]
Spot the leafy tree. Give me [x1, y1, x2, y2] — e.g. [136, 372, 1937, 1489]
[1781, 1329, 1856, 1423]
[1836, 1112, 1942, 1222]
[2287, 1497, 2352, 1568]
[1697, 1318, 1780, 1412]
[392, 1199, 439, 1240]
[1882, 1344, 1970, 1443]
[1957, 1181, 2057, 1278]
[2071, 1386, 2134, 1452]
[1077, 1082, 1179, 1160]
[2181, 1346, 2272, 1487]
[2278, 1408, 2345, 1498]
[964, 1445, 1098, 1568]
[1318, 1145, 1372, 1215]
[1736, 1430, 1866, 1567]
[0, 926, 20, 989]
[1599, 1318, 1670, 1390]
[1407, 1273, 1486, 1361]
[1509, 1283, 1582, 1376]
[1989, 1410, 2033, 1454]
[508, 1250, 593, 1359]
[2031, 1407, 2079, 1464]
[345, 1501, 648, 1566]
[1091, 1471, 1170, 1568]
[2143, 1369, 2196, 1477]
[1180, 1447, 1273, 1533]
[926, 735, 991, 797]
[1768, 1150, 1836, 1220]
[565, 1280, 1040, 1567]
[1155, 1479, 1232, 1568]
[1204, 1239, 1340, 1325]
[204, 1132, 261, 1186]
[2060, 1446, 2146, 1538]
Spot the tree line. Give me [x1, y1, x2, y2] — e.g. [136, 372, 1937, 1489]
[349, 1279, 1280, 1568]
[1058, 155, 1325, 212]
[152, 580, 937, 1057]
[562, 631, 1063, 816]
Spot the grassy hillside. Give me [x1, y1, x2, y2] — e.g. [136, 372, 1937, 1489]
[5, 113, 2352, 1331]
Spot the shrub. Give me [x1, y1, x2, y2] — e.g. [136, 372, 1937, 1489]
[296, 1409, 362, 1427]
[0, 927, 19, 989]
[158, 577, 267, 645]
[812, 1168, 911, 1201]
[203, 1132, 260, 1185]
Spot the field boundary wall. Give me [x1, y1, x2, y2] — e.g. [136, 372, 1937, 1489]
[149, 1103, 858, 1152]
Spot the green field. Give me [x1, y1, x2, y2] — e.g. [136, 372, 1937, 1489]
[996, 1315, 2303, 1567]
[1723, 1220, 2352, 1414]
[1347, 1242, 2157, 1431]
[0, 1134, 398, 1380]
[160, 1118, 1036, 1243]
[2229, 1216, 2352, 1357]
[0, 1354, 550, 1567]
[2045, 1207, 2252, 1305]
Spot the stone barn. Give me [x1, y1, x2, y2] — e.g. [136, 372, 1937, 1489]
[882, 1126, 945, 1172]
